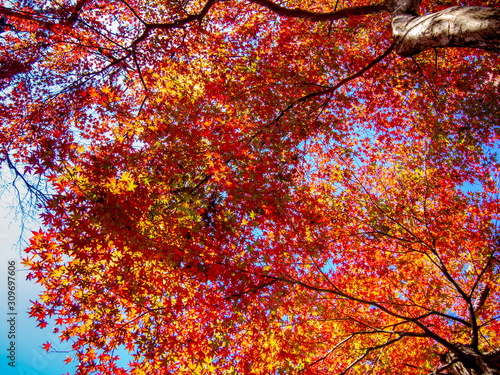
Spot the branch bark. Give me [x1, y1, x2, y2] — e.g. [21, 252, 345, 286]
[245, 0, 500, 56]
[247, 0, 389, 21]
[441, 344, 500, 375]
[392, 6, 500, 56]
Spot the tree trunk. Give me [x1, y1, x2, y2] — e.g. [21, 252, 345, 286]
[391, 1, 500, 56]
[442, 345, 500, 375]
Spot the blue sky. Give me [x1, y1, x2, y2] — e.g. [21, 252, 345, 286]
[1, 195, 77, 375]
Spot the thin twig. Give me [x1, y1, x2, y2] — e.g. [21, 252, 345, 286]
[411, 55, 438, 100]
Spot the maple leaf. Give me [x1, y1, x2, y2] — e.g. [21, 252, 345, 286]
[2, 0, 500, 374]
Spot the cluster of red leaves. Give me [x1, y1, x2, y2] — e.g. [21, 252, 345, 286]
[1, 0, 500, 373]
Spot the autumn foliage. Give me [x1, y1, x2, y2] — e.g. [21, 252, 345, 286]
[1, 0, 500, 373]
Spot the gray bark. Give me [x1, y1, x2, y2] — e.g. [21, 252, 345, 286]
[442, 345, 500, 375]
[391, 4, 500, 56]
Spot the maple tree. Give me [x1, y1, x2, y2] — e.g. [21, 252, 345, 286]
[1, 0, 500, 373]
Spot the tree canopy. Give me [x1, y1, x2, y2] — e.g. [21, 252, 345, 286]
[1, 0, 500, 373]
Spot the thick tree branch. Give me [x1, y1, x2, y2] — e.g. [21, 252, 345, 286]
[392, 6, 500, 56]
[0, 5, 55, 28]
[247, 0, 389, 21]
[129, 0, 219, 49]
[0, 1, 86, 28]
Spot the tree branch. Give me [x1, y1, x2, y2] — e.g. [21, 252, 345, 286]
[470, 247, 498, 299]
[0, 5, 55, 29]
[266, 42, 394, 131]
[247, 0, 389, 21]
[340, 335, 406, 375]
[392, 6, 500, 56]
